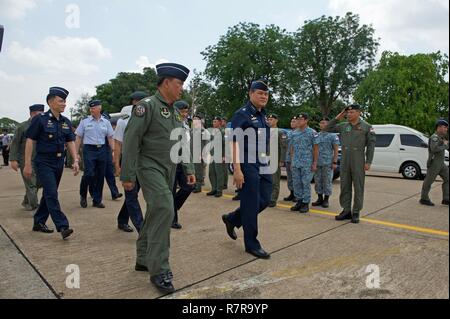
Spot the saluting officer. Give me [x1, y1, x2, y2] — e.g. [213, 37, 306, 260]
[10, 104, 45, 211]
[289, 113, 319, 213]
[222, 79, 272, 259]
[326, 104, 376, 224]
[283, 116, 298, 202]
[114, 91, 148, 233]
[120, 63, 195, 293]
[266, 114, 287, 207]
[207, 116, 225, 198]
[75, 100, 114, 209]
[420, 119, 449, 206]
[312, 117, 340, 208]
[24, 87, 79, 239]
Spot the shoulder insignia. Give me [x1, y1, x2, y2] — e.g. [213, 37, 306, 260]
[134, 105, 146, 117]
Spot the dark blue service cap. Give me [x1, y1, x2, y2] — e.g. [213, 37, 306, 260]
[346, 104, 361, 111]
[267, 113, 279, 119]
[297, 113, 309, 120]
[156, 63, 190, 82]
[89, 100, 102, 108]
[250, 79, 269, 92]
[193, 114, 203, 120]
[436, 119, 449, 127]
[48, 87, 69, 100]
[29, 104, 45, 112]
[213, 116, 222, 121]
[130, 91, 148, 101]
[174, 100, 190, 110]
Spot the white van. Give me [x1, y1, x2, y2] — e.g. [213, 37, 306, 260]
[371, 125, 449, 179]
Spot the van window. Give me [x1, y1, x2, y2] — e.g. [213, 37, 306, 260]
[375, 134, 395, 148]
[401, 134, 425, 148]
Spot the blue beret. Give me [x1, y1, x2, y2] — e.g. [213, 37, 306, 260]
[174, 100, 190, 110]
[250, 79, 269, 92]
[48, 87, 69, 100]
[437, 119, 449, 127]
[130, 91, 148, 101]
[89, 100, 102, 108]
[29, 104, 45, 112]
[156, 63, 190, 82]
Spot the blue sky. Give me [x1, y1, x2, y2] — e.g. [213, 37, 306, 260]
[0, 0, 449, 122]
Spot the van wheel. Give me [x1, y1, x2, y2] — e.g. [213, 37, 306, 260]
[401, 163, 421, 180]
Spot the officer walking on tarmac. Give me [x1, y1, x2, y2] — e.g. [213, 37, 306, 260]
[420, 119, 449, 206]
[24, 87, 80, 239]
[75, 100, 114, 209]
[114, 91, 148, 233]
[221, 117, 230, 190]
[325, 104, 376, 224]
[266, 114, 287, 207]
[289, 113, 319, 213]
[120, 63, 195, 293]
[312, 117, 340, 208]
[10, 104, 45, 212]
[192, 114, 210, 193]
[222, 79, 272, 259]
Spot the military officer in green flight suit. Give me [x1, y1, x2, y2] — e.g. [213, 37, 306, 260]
[325, 104, 376, 224]
[120, 63, 195, 293]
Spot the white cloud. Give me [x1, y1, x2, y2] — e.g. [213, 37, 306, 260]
[328, 0, 449, 56]
[0, 0, 48, 20]
[132, 56, 169, 73]
[0, 70, 25, 83]
[7, 37, 112, 76]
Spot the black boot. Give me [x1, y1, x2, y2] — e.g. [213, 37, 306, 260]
[335, 210, 352, 221]
[284, 191, 295, 201]
[351, 212, 360, 224]
[290, 202, 302, 211]
[312, 195, 324, 207]
[322, 196, 330, 208]
[299, 203, 310, 214]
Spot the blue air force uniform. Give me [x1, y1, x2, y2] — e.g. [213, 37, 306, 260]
[291, 124, 319, 204]
[224, 80, 272, 255]
[26, 87, 75, 233]
[76, 100, 114, 207]
[315, 132, 340, 196]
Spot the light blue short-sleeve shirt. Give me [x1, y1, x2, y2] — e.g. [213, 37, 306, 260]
[76, 116, 114, 145]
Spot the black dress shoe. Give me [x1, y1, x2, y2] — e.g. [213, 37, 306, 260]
[135, 263, 148, 272]
[420, 199, 435, 206]
[150, 272, 175, 293]
[206, 191, 217, 196]
[32, 223, 54, 234]
[351, 213, 360, 224]
[222, 214, 237, 240]
[290, 202, 302, 211]
[112, 193, 123, 200]
[193, 187, 202, 194]
[93, 203, 106, 208]
[335, 211, 352, 221]
[171, 222, 182, 230]
[80, 197, 87, 208]
[61, 228, 74, 239]
[232, 194, 241, 201]
[214, 192, 223, 198]
[118, 224, 134, 233]
[268, 201, 277, 208]
[442, 199, 449, 206]
[245, 248, 271, 259]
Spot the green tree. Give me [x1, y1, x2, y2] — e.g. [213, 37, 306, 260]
[70, 93, 91, 125]
[354, 51, 449, 135]
[290, 12, 379, 116]
[94, 67, 158, 113]
[0, 117, 19, 131]
[201, 22, 294, 117]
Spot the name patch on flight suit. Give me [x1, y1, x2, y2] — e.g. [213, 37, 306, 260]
[161, 107, 171, 119]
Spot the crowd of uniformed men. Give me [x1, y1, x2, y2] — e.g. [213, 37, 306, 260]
[4, 62, 449, 294]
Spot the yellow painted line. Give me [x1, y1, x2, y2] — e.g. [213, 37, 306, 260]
[216, 191, 449, 237]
